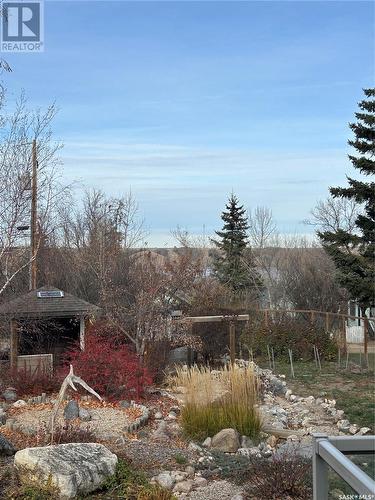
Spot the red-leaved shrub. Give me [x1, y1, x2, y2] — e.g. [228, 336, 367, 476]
[62, 333, 152, 400]
[0, 364, 62, 397]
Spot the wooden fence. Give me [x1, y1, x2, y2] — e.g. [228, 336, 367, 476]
[177, 308, 374, 365]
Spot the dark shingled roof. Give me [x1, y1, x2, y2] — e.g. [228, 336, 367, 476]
[0, 286, 100, 319]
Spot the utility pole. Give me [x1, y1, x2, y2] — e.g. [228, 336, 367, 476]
[30, 139, 38, 291]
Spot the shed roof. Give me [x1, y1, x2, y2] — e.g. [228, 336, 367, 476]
[0, 286, 100, 319]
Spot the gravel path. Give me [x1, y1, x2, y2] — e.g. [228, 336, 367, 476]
[12, 406, 135, 440]
[187, 480, 243, 500]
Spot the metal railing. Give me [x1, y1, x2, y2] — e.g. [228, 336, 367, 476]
[313, 433, 375, 499]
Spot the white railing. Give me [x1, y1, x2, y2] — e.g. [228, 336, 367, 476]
[312, 433, 375, 499]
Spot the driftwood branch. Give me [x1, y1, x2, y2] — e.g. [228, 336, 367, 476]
[49, 364, 102, 443]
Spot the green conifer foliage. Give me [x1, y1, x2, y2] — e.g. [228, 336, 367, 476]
[212, 194, 262, 294]
[318, 88, 375, 310]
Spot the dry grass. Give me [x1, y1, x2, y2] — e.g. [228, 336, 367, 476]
[168, 365, 261, 440]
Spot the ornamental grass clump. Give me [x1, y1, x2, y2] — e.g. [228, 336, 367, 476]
[169, 365, 261, 440]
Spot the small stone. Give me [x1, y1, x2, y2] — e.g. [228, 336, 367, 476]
[267, 435, 278, 448]
[285, 389, 292, 400]
[241, 435, 254, 448]
[154, 411, 163, 419]
[349, 424, 359, 435]
[155, 472, 174, 490]
[263, 449, 273, 457]
[231, 495, 244, 500]
[188, 442, 202, 452]
[119, 400, 131, 409]
[153, 421, 171, 441]
[202, 437, 212, 448]
[173, 479, 194, 493]
[12, 400, 27, 408]
[358, 427, 371, 435]
[193, 477, 207, 488]
[0, 412, 6, 425]
[166, 412, 177, 420]
[63, 400, 79, 420]
[170, 406, 180, 415]
[185, 465, 195, 477]
[79, 408, 91, 422]
[331, 489, 345, 499]
[286, 435, 299, 442]
[2, 388, 17, 403]
[337, 419, 350, 432]
[289, 395, 297, 402]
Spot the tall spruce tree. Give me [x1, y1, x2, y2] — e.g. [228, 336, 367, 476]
[212, 194, 262, 293]
[318, 88, 375, 312]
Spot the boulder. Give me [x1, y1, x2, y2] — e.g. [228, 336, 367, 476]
[14, 443, 117, 499]
[78, 408, 92, 422]
[63, 400, 79, 420]
[2, 387, 17, 402]
[0, 432, 16, 455]
[211, 428, 240, 453]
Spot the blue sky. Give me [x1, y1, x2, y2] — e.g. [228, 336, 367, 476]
[4, 0, 374, 246]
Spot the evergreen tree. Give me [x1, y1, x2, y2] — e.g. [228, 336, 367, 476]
[211, 194, 262, 293]
[318, 88, 375, 311]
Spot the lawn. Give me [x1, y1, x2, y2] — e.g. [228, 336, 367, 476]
[255, 356, 375, 432]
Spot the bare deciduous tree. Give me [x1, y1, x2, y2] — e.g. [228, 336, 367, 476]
[304, 196, 360, 234]
[248, 206, 277, 248]
[0, 93, 65, 297]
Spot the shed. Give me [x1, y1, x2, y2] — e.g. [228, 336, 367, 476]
[0, 286, 100, 369]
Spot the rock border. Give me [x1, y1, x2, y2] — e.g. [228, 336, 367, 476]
[124, 401, 150, 433]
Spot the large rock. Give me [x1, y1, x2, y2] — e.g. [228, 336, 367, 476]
[14, 443, 117, 498]
[211, 428, 240, 453]
[0, 432, 16, 455]
[63, 400, 79, 420]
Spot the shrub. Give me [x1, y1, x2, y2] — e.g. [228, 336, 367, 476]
[0, 364, 61, 397]
[243, 312, 337, 361]
[101, 458, 174, 500]
[244, 452, 312, 499]
[169, 365, 261, 440]
[143, 339, 172, 383]
[32, 421, 97, 446]
[62, 333, 152, 400]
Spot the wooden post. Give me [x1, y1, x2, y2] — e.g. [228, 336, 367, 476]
[364, 317, 368, 367]
[229, 321, 236, 366]
[30, 139, 38, 291]
[342, 316, 347, 353]
[79, 316, 86, 350]
[10, 319, 18, 369]
[325, 312, 329, 332]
